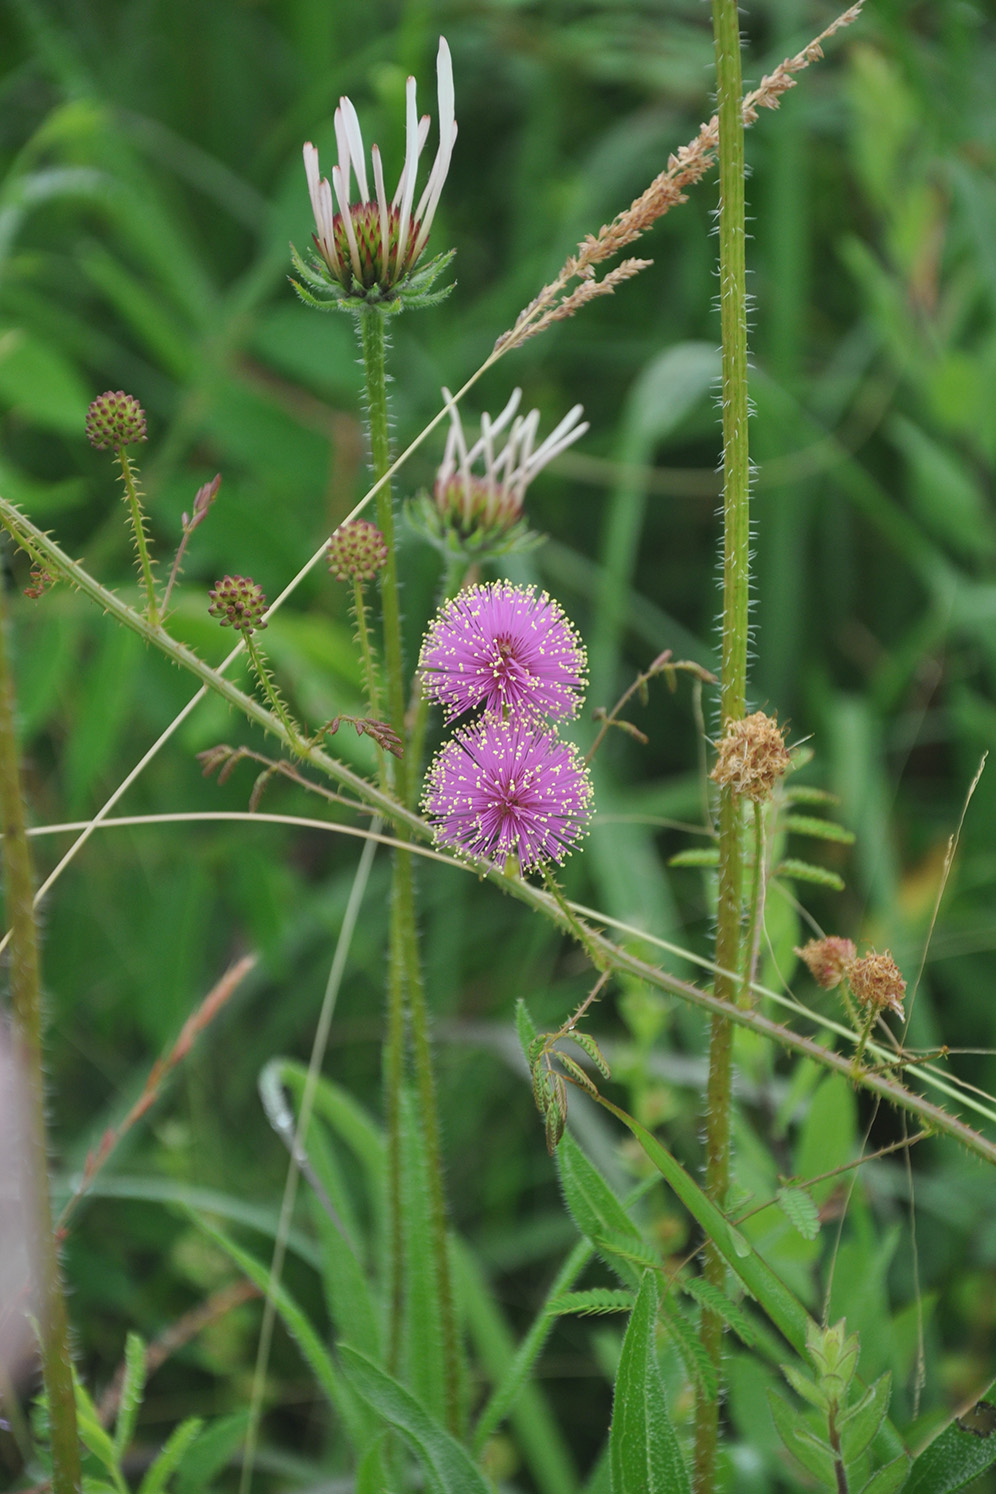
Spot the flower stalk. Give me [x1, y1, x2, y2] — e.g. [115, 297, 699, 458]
[696, 0, 752, 1487]
[356, 303, 460, 1433]
[0, 584, 81, 1493]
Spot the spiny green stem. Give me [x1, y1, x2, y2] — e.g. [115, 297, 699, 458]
[697, 0, 751, 1487]
[0, 587, 81, 1493]
[541, 865, 608, 974]
[359, 309, 407, 803]
[395, 848, 462, 1432]
[243, 634, 303, 752]
[357, 305, 460, 1434]
[351, 577, 383, 721]
[117, 447, 159, 627]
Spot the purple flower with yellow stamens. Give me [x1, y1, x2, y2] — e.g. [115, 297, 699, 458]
[419, 581, 587, 723]
[297, 38, 456, 307]
[422, 714, 593, 871]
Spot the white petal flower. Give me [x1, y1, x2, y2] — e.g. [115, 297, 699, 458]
[434, 388, 589, 533]
[302, 38, 457, 298]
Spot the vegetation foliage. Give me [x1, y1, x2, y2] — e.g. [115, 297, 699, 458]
[1, 0, 996, 1490]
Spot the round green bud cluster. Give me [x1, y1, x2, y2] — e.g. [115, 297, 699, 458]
[326, 519, 389, 582]
[86, 390, 148, 450]
[208, 575, 268, 634]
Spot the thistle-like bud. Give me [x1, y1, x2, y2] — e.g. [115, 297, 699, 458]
[86, 390, 148, 450]
[711, 710, 791, 803]
[326, 519, 389, 582]
[794, 937, 857, 990]
[208, 575, 268, 634]
[847, 949, 906, 1018]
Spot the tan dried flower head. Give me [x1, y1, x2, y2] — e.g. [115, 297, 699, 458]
[847, 950, 906, 1018]
[795, 936, 857, 990]
[710, 711, 791, 802]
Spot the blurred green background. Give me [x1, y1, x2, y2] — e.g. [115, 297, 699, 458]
[2, 0, 995, 1489]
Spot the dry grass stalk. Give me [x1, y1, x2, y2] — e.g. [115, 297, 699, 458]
[57, 953, 258, 1231]
[495, 1, 864, 353]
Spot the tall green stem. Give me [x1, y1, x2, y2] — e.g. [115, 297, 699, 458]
[0, 588, 81, 1492]
[696, 1, 751, 1489]
[358, 307, 460, 1434]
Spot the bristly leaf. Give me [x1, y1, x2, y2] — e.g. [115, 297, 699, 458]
[904, 1379, 996, 1493]
[609, 1274, 691, 1494]
[785, 784, 841, 806]
[338, 1346, 492, 1494]
[137, 1418, 205, 1494]
[659, 1296, 719, 1401]
[776, 1185, 822, 1241]
[515, 998, 539, 1055]
[668, 848, 720, 868]
[548, 1289, 636, 1317]
[775, 858, 846, 891]
[783, 813, 856, 844]
[555, 1052, 600, 1098]
[595, 1229, 663, 1274]
[555, 1131, 643, 1287]
[860, 1451, 913, 1494]
[679, 1276, 757, 1347]
[838, 1374, 893, 1465]
[113, 1332, 147, 1461]
[767, 1389, 837, 1486]
[567, 1029, 611, 1079]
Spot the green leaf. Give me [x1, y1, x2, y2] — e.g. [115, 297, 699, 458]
[609, 1273, 691, 1494]
[659, 1296, 718, 1402]
[767, 1389, 836, 1487]
[782, 814, 856, 844]
[668, 848, 720, 868]
[173, 1412, 250, 1494]
[904, 1387, 996, 1494]
[516, 998, 539, 1055]
[338, 1345, 492, 1494]
[595, 1229, 663, 1274]
[556, 1130, 643, 1287]
[860, 1450, 912, 1494]
[776, 1185, 822, 1241]
[73, 1372, 124, 1488]
[839, 1374, 893, 1465]
[680, 1277, 757, 1347]
[113, 1332, 146, 1461]
[595, 1096, 815, 1357]
[137, 1418, 204, 1494]
[774, 858, 846, 891]
[548, 1289, 636, 1318]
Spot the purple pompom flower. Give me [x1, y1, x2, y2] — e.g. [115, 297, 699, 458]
[419, 581, 587, 723]
[422, 714, 593, 871]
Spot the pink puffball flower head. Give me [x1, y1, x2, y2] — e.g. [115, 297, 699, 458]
[419, 581, 587, 724]
[422, 714, 593, 872]
[301, 38, 456, 302]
